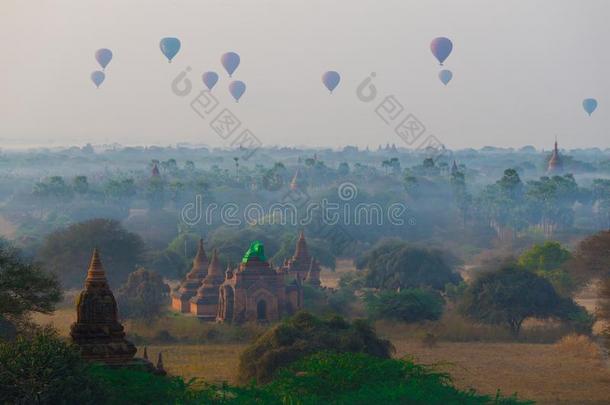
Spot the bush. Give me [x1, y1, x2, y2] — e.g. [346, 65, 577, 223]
[260, 352, 531, 405]
[365, 288, 444, 323]
[0, 328, 103, 404]
[237, 312, 394, 384]
[115, 268, 170, 322]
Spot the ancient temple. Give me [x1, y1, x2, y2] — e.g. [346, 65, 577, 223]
[547, 138, 563, 174]
[171, 239, 208, 313]
[70, 249, 137, 365]
[216, 241, 302, 324]
[189, 248, 225, 320]
[279, 231, 322, 286]
[151, 162, 160, 178]
[289, 168, 306, 191]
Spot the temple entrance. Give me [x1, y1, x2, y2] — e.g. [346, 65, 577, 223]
[256, 299, 267, 321]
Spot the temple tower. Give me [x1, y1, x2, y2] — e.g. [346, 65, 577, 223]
[190, 248, 225, 320]
[70, 249, 137, 365]
[547, 138, 563, 174]
[171, 239, 208, 312]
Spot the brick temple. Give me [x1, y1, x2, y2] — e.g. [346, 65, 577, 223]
[171, 232, 322, 323]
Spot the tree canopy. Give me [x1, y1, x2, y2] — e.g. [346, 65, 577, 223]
[356, 239, 461, 291]
[460, 265, 584, 336]
[37, 219, 145, 288]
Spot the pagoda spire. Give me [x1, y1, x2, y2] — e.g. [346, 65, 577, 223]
[85, 248, 108, 289]
[188, 238, 208, 278]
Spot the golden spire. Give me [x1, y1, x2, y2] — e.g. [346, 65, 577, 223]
[85, 248, 108, 288]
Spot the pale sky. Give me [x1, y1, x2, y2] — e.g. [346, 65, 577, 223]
[1, 0, 609, 150]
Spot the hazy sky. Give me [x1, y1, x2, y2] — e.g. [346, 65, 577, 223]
[1, 0, 609, 150]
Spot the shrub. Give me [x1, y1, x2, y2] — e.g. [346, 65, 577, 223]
[0, 328, 103, 404]
[261, 352, 531, 405]
[237, 312, 394, 384]
[365, 288, 444, 323]
[554, 334, 601, 361]
[115, 268, 170, 322]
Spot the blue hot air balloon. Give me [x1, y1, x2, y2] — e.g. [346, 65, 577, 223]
[583, 98, 598, 116]
[91, 71, 105, 88]
[221, 52, 240, 77]
[202, 71, 219, 90]
[95, 48, 113, 70]
[439, 69, 453, 85]
[430, 37, 453, 65]
[322, 71, 341, 93]
[160, 37, 181, 62]
[229, 80, 246, 102]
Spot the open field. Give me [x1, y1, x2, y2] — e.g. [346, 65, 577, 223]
[136, 339, 610, 404]
[34, 307, 610, 404]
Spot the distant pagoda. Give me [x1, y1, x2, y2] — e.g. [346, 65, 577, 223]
[171, 239, 209, 312]
[70, 249, 137, 365]
[280, 231, 322, 286]
[190, 248, 225, 320]
[547, 138, 563, 174]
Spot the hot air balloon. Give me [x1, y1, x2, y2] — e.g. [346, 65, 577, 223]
[91, 71, 105, 88]
[202, 71, 219, 90]
[160, 37, 181, 63]
[439, 69, 453, 85]
[95, 48, 113, 70]
[430, 37, 453, 65]
[322, 71, 341, 93]
[229, 80, 246, 102]
[221, 52, 240, 77]
[583, 98, 598, 116]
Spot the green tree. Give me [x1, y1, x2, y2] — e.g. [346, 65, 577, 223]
[37, 219, 145, 288]
[238, 312, 393, 384]
[365, 288, 444, 323]
[0, 329, 102, 404]
[356, 239, 461, 291]
[72, 176, 89, 195]
[518, 241, 574, 295]
[115, 268, 170, 321]
[460, 265, 583, 337]
[0, 241, 61, 338]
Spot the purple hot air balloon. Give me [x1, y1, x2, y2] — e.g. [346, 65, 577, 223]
[430, 37, 453, 66]
[202, 71, 219, 90]
[221, 52, 240, 77]
[439, 69, 453, 85]
[322, 71, 341, 93]
[95, 48, 113, 70]
[229, 80, 246, 102]
[160, 37, 181, 62]
[91, 71, 105, 88]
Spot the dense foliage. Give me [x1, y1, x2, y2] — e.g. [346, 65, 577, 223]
[37, 219, 146, 287]
[0, 241, 61, 339]
[115, 268, 170, 321]
[237, 312, 393, 384]
[0, 329, 103, 404]
[460, 265, 587, 336]
[356, 239, 462, 290]
[365, 288, 444, 323]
